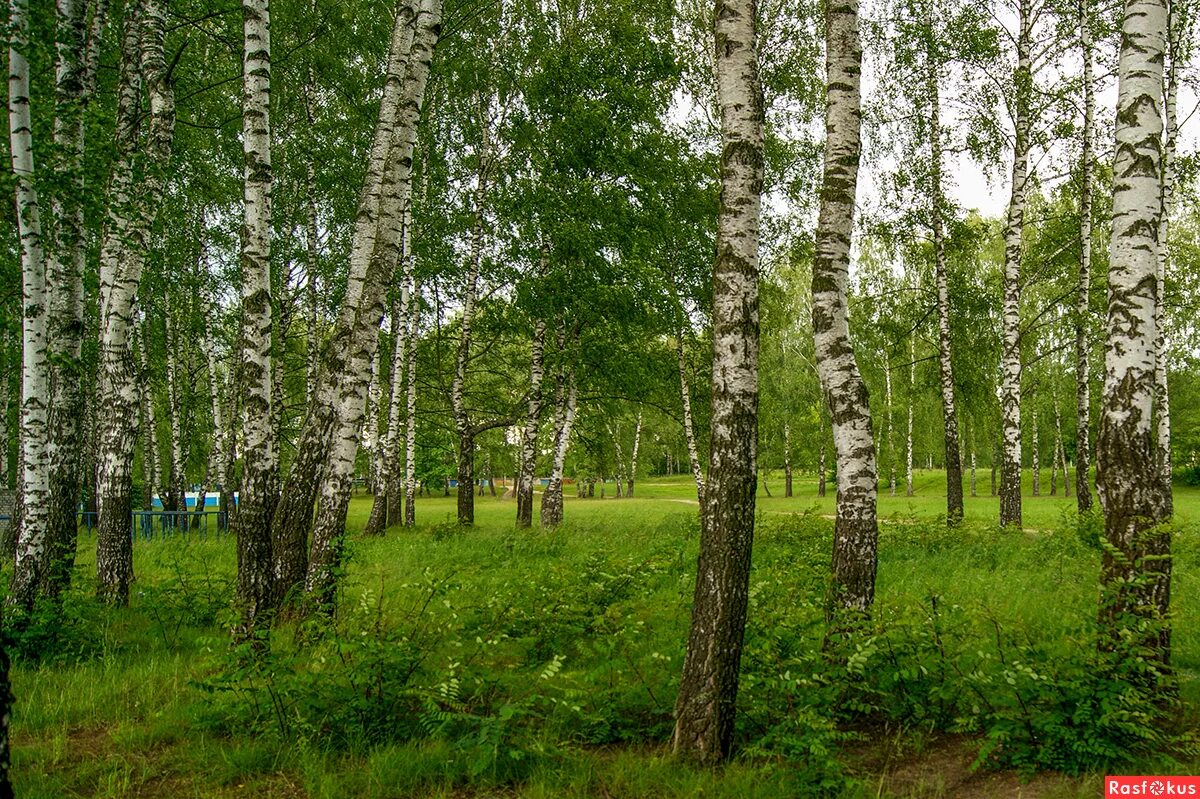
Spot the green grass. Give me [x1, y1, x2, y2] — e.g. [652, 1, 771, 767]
[11, 473, 1200, 798]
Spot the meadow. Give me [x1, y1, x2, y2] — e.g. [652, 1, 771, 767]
[10, 471, 1200, 798]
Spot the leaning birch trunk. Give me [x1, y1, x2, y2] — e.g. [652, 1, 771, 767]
[44, 0, 104, 599]
[137, 328, 160, 510]
[270, 0, 421, 603]
[627, 413, 642, 497]
[1075, 0, 1095, 513]
[905, 337, 914, 497]
[235, 0, 278, 630]
[365, 304, 403, 535]
[7, 0, 52, 610]
[1000, 0, 1031, 529]
[164, 312, 187, 515]
[1097, 0, 1168, 661]
[811, 0, 878, 623]
[928, 30, 963, 523]
[1154, 5, 1179, 520]
[305, 0, 442, 612]
[453, 116, 490, 526]
[784, 421, 793, 498]
[95, 0, 174, 606]
[384, 231, 414, 527]
[516, 318, 548, 526]
[677, 334, 705, 505]
[305, 162, 321, 408]
[403, 278, 420, 527]
[1031, 406, 1040, 496]
[540, 328, 578, 527]
[205, 314, 225, 486]
[362, 334, 383, 492]
[970, 447, 977, 497]
[672, 0, 762, 764]
[884, 350, 896, 496]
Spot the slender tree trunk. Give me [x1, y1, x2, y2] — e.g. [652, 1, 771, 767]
[1075, 0, 1095, 513]
[137, 329, 159, 510]
[453, 112, 489, 526]
[366, 302, 404, 535]
[384, 222, 414, 528]
[516, 318, 548, 527]
[404, 282, 420, 528]
[95, 0, 174, 605]
[672, 0, 762, 763]
[811, 0, 877, 624]
[628, 412, 642, 497]
[1154, 3, 1179, 520]
[540, 328, 578, 527]
[928, 32, 963, 523]
[8, 0, 52, 610]
[270, 0, 424, 602]
[818, 418, 827, 498]
[305, 0, 442, 612]
[1031, 406, 1040, 496]
[44, 0, 103, 599]
[784, 421, 792, 497]
[1000, 0, 1031, 529]
[677, 333, 705, 505]
[234, 0, 277, 631]
[1097, 0, 1169, 661]
[884, 350, 896, 496]
[164, 312, 187, 515]
[905, 337, 914, 498]
[970, 447, 977, 497]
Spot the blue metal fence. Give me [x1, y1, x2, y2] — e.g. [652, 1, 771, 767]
[78, 510, 229, 541]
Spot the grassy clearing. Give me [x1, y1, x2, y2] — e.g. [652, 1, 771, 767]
[11, 473, 1200, 798]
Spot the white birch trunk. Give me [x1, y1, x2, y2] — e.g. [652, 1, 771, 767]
[672, 0, 763, 762]
[271, 0, 423, 604]
[516, 318, 548, 526]
[884, 349, 896, 496]
[1000, 0, 1031, 528]
[404, 275, 420, 527]
[628, 412, 642, 497]
[235, 0, 277, 629]
[1154, 3, 1180, 519]
[677, 334, 705, 505]
[95, 0, 175, 605]
[1097, 0, 1169, 654]
[905, 337, 914, 498]
[8, 0, 52, 609]
[1031, 406, 1040, 496]
[1075, 0, 1095, 512]
[539, 359, 577, 527]
[305, 0, 443, 611]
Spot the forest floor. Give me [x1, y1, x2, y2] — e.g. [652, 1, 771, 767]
[10, 471, 1200, 798]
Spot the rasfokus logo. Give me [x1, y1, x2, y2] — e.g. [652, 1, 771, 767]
[1106, 776, 1200, 796]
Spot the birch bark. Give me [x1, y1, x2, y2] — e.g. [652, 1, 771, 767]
[812, 0, 877, 621]
[1000, 0, 1031, 529]
[1154, 1, 1180, 519]
[304, 0, 442, 612]
[270, 0, 421, 603]
[95, 0, 174, 605]
[8, 0, 52, 610]
[1097, 0, 1168, 658]
[516, 318, 547, 526]
[235, 0, 277, 629]
[1075, 0, 1095, 513]
[677, 334, 705, 505]
[672, 0, 762, 763]
[928, 23, 963, 523]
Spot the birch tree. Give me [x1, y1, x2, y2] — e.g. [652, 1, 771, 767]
[235, 0, 277, 630]
[998, 0, 1032, 530]
[812, 0, 878, 620]
[672, 0, 763, 763]
[1075, 0, 1096, 512]
[8, 0, 53, 610]
[1097, 0, 1169, 660]
[94, 0, 175, 605]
